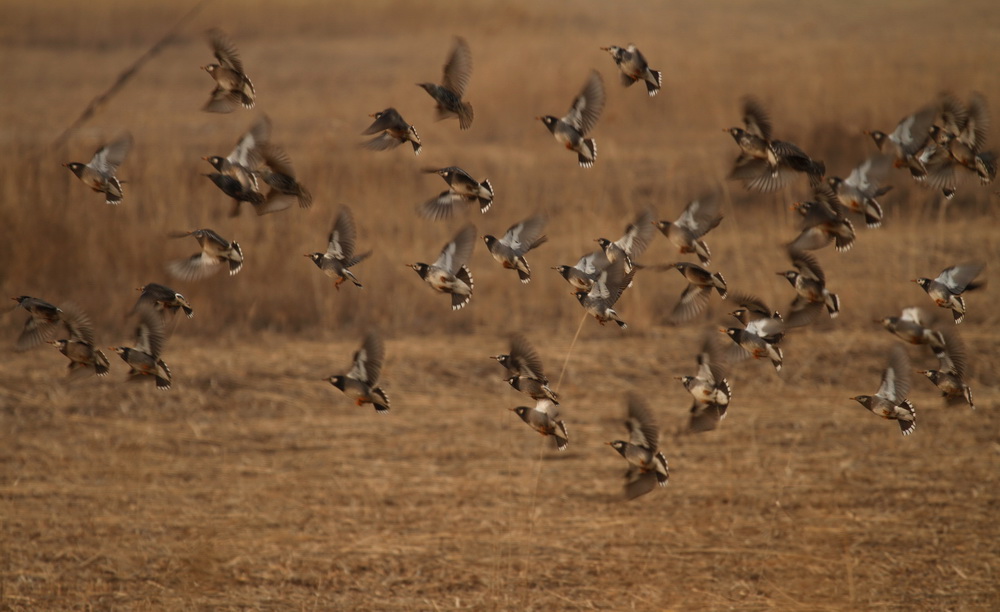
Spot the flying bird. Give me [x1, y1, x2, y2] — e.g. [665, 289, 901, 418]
[677, 334, 732, 433]
[851, 345, 916, 436]
[575, 257, 636, 329]
[913, 261, 985, 323]
[727, 96, 825, 192]
[483, 214, 548, 283]
[48, 302, 110, 379]
[203, 115, 270, 216]
[306, 205, 372, 289]
[166, 229, 243, 281]
[510, 399, 569, 451]
[492, 332, 550, 385]
[596, 208, 657, 273]
[552, 249, 611, 292]
[410, 223, 476, 310]
[111, 307, 171, 390]
[663, 261, 727, 324]
[361, 108, 422, 155]
[601, 44, 662, 97]
[917, 328, 974, 409]
[608, 393, 669, 500]
[788, 185, 856, 252]
[878, 307, 946, 357]
[418, 166, 493, 220]
[654, 192, 723, 266]
[417, 37, 474, 130]
[252, 142, 313, 214]
[827, 154, 893, 228]
[538, 69, 606, 168]
[202, 28, 255, 113]
[63, 133, 133, 205]
[327, 332, 390, 413]
[777, 248, 840, 319]
[132, 283, 194, 319]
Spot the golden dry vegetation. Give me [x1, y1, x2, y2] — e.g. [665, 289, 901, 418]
[2, 0, 999, 610]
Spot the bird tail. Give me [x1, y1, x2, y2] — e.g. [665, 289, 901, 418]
[228, 241, 244, 276]
[712, 272, 728, 298]
[458, 102, 474, 130]
[826, 292, 840, 318]
[578, 139, 597, 168]
[645, 70, 662, 97]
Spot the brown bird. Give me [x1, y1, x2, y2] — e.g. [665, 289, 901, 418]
[48, 302, 110, 379]
[483, 214, 548, 284]
[327, 332, 390, 413]
[306, 205, 372, 290]
[510, 399, 569, 451]
[361, 108, 421, 155]
[608, 393, 669, 500]
[777, 248, 840, 319]
[677, 334, 732, 433]
[410, 223, 476, 310]
[663, 262, 727, 324]
[913, 261, 985, 324]
[203, 115, 270, 216]
[63, 133, 133, 205]
[654, 192, 723, 266]
[788, 184, 856, 252]
[11, 296, 62, 351]
[132, 283, 194, 319]
[202, 28, 255, 113]
[253, 142, 313, 214]
[167, 229, 243, 281]
[417, 37, 474, 130]
[492, 332, 550, 385]
[918, 328, 974, 409]
[538, 70, 606, 168]
[111, 307, 171, 390]
[851, 345, 915, 436]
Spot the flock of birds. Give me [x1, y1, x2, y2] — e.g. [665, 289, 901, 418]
[11, 31, 993, 499]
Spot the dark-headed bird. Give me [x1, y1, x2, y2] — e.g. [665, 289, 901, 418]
[677, 334, 732, 433]
[827, 154, 893, 228]
[49, 302, 110, 378]
[575, 257, 636, 329]
[601, 44, 662, 97]
[511, 399, 569, 451]
[596, 208, 657, 274]
[203, 115, 270, 216]
[361, 108, 422, 155]
[918, 328, 974, 409]
[913, 261, 985, 324]
[11, 296, 62, 351]
[132, 283, 193, 319]
[608, 393, 669, 500]
[654, 192, 723, 266]
[410, 223, 476, 310]
[327, 332, 390, 413]
[167, 229, 243, 281]
[307, 205, 372, 289]
[664, 262, 727, 324]
[553, 249, 611, 292]
[483, 214, 548, 284]
[492, 332, 550, 385]
[851, 345, 915, 436]
[538, 69, 606, 168]
[417, 36, 474, 130]
[418, 166, 493, 220]
[202, 28, 255, 113]
[111, 307, 171, 390]
[778, 248, 840, 319]
[64, 132, 133, 205]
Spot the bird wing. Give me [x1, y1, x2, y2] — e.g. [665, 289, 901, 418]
[936, 262, 985, 293]
[562, 70, 605, 135]
[676, 192, 723, 238]
[878, 345, 911, 403]
[961, 93, 990, 151]
[363, 108, 404, 134]
[208, 28, 245, 74]
[789, 248, 825, 283]
[741, 96, 773, 141]
[327, 206, 358, 260]
[500, 214, 547, 253]
[574, 249, 611, 276]
[669, 284, 711, 324]
[626, 393, 659, 450]
[58, 302, 96, 345]
[508, 332, 548, 383]
[349, 331, 385, 387]
[441, 36, 473, 98]
[891, 105, 937, 154]
[418, 190, 474, 221]
[614, 209, 656, 259]
[90, 132, 133, 173]
[133, 307, 166, 358]
[434, 223, 477, 273]
[229, 115, 270, 167]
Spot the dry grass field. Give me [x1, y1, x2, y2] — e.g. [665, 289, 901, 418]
[2, 0, 999, 610]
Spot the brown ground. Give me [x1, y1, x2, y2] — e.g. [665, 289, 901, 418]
[2, 1, 999, 610]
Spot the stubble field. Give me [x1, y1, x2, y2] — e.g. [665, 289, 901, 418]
[1, 1, 999, 610]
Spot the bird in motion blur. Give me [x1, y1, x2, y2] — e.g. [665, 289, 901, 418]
[851, 345, 915, 436]
[492, 332, 551, 385]
[203, 115, 269, 216]
[510, 399, 569, 451]
[111, 307, 171, 390]
[538, 69, 606, 168]
[878, 306, 946, 358]
[575, 257, 636, 329]
[327, 332, 390, 413]
[167, 229, 243, 281]
[597, 208, 657, 273]
[410, 223, 476, 310]
[48, 302, 110, 379]
[63, 132, 133, 205]
[361, 108, 421, 155]
[417, 36, 474, 130]
[826, 154, 893, 228]
[553, 248, 611, 292]
[777, 248, 840, 319]
[913, 261, 985, 324]
[917, 328, 974, 409]
[202, 28, 255, 112]
[252, 141, 313, 215]
[132, 283, 194, 320]
[418, 166, 494, 220]
[306, 205, 372, 289]
[608, 393, 669, 500]
[483, 214, 548, 284]
[727, 96, 825, 192]
[654, 191, 723, 266]
[663, 261, 728, 324]
[677, 334, 732, 433]
[11, 296, 62, 351]
[601, 43, 662, 97]
[788, 184, 856, 252]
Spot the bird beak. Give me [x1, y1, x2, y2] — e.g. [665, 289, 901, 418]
[303, 253, 312, 257]
[721, 128, 730, 132]
[600, 46, 609, 51]
[909, 279, 919, 283]
[604, 442, 614, 446]
[789, 202, 802, 210]
[673, 376, 684, 381]
[200, 65, 210, 72]
[717, 327, 728, 334]
[507, 407, 517, 412]
[368, 113, 377, 118]
[916, 370, 929, 375]
[775, 272, 786, 276]
[61, 162, 69, 167]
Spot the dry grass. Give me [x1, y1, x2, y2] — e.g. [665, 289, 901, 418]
[2, 0, 999, 610]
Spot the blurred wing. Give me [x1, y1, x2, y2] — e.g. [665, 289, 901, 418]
[615, 209, 656, 259]
[936, 262, 984, 292]
[58, 302, 96, 345]
[349, 332, 385, 386]
[878, 345, 911, 403]
[231, 115, 271, 165]
[509, 332, 548, 382]
[626, 393, 659, 450]
[133, 307, 166, 358]
[501, 214, 547, 253]
[327, 206, 358, 260]
[742, 96, 773, 141]
[677, 192, 722, 237]
[789, 248, 825, 283]
[90, 132, 133, 173]
[363, 108, 403, 134]
[167, 253, 221, 281]
[563, 70, 605, 135]
[441, 37, 473, 97]
[575, 249, 611, 276]
[208, 28, 244, 74]
[669, 284, 711, 324]
[418, 190, 474, 221]
[434, 223, 477, 273]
